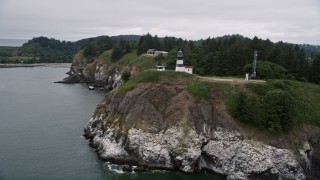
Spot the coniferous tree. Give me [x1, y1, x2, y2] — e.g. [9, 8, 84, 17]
[310, 54, 320, 83]
[111, 45, 124, 61]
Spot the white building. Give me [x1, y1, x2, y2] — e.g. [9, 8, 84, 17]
[175, 50, 193, 74]
[146, 49, 168, 57]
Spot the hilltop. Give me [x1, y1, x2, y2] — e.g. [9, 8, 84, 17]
[83, 70, 320, 179]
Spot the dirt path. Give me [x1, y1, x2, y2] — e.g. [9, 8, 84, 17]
[197, 76, 266, 84]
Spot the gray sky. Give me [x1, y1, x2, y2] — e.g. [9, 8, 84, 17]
[0, 0, 319, 44]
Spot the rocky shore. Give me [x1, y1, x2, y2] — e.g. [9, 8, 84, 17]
[83, 81, 319, 179]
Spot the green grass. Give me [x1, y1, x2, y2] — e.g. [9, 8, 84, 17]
[187, 81, 211, 101]
[286, 81, 320, 127]
[98, 50, 113, 64]
[128, 55, 156, 71]
[117, 70, 192, 92]
[8, 56, 35, 61]
[117, 50, 138, 65]
[132, 70, 192, 83]
[97, 49, 153, 71]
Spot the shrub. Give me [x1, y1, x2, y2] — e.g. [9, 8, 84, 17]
[243, 61, 289, 79]
[121, 71, 131, 82]
[195, 68, 205, 76]
[231, 92, 256, 124]
[263, 89, 293, 133]
[270, 80, 287, 90]
[111, 45, 125, 62]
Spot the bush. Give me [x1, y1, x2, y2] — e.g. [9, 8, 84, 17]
[231, 92, 256, 124]
[263, 89, 293, 133]
[111, 45, 125, 62]
[83, 42, 97, 57]
[243, 61, 289, 79]
[121, 71, 131, 82]
[195, 68, 205, 76]
[270, 80, 287, 90]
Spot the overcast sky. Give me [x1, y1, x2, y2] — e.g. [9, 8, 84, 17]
[0, 0, 319, 44]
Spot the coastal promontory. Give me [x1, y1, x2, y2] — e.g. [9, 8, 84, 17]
[83, 71, 320, 179]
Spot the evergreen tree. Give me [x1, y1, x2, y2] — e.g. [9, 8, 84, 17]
[111, 45, 124, 62]
[83, 42, 97, 57]
[310, 54, 320, 83]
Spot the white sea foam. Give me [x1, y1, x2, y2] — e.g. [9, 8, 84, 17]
[104, 162, 125, 174]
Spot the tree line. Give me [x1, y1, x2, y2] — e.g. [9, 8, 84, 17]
[135, 33, 320, 84]
[2, 34, 320, 84]
[81, 36, 136, 62]
[18, 37, 80, 63]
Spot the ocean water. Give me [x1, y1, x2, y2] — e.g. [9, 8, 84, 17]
[0, 39, 27, 47]
[0, 67, 222, 180]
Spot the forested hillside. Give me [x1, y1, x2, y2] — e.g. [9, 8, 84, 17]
[1, 34, 320, 84]
[73, 33, 320, 84]
[0, 37, 80, 63]
[19, 37, 80, 63]
[131, 34, 320, 84]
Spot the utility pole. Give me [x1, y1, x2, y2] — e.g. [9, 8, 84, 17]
[252, 50, 258, 78]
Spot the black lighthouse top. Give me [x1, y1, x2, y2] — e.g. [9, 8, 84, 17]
[177, 50, 183, 60]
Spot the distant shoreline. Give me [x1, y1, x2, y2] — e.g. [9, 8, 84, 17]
[0, 63, 71, 68]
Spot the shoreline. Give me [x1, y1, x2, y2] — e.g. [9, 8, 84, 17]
[0, 63, 71, 68]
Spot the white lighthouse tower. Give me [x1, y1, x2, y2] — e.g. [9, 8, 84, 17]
[175, 49, 184, 72]
[175, 50, 193, 74]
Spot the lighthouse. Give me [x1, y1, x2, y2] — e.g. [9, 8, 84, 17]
[175, 50, 193, 74]
[175, 50, 185, 72]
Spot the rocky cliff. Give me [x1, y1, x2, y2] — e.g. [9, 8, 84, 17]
[83, 75, 320, 179]
[55, 50, 139, 90]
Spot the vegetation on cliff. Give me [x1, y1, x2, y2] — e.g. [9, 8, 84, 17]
[227, 80, 320, 133]
[115, 70, 320, 134]
[117, 70, 192, 92]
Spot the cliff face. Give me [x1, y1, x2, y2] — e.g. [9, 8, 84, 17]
[57, 51, 139, 90]
[84, 79, 320, 179]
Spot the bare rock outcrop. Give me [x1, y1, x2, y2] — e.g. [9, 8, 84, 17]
[201, 140, 304, 179]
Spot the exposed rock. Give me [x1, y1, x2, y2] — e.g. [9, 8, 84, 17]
[58, 59, 136, 91]
[226, 172, 247, 180]
[212, 126, 242, 141]
[122, 164, 131, 172]
[200, 139, 305, 179]
[309, 135, 320, 179]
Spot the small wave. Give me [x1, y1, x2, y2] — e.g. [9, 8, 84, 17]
[104, 162, 125, 174]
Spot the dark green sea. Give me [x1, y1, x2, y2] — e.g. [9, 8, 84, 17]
[0, 67, 223, 180]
